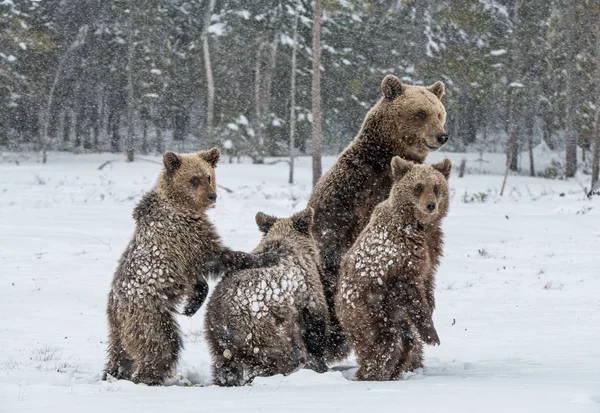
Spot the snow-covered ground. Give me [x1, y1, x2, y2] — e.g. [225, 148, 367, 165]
[1, 151, 599, 412]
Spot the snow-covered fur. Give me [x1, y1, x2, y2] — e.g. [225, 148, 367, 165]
[307, 75, 448, 362]
[104, 148, 276, 386]
[205, 208, 329, 386]
[336, 157, 452, 381]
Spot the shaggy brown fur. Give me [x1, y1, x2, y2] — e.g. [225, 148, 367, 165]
[335, 157, 452, 381]
[307, 75, 448, 361]
[104, 148, 276, 385]
[205, 208, 329, 386]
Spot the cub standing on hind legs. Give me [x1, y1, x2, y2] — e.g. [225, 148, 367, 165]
[336, 157, 452, 381]
[206, 207, 329, 386]
[307, 74, 449, 362]
[104, 148, 276, 386]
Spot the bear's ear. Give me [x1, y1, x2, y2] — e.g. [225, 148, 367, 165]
[163, 151, 181, 174]
[255, 212, 277, 234]
[381, 75, 404, 100]
[291, 207, 314, 235]
[431, 158, 452, 180]
[199, 147, 221, 168]
[427, 81, 445, 100]
[391, 156, 413, 181]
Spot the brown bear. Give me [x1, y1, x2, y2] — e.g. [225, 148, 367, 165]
[205, 207, 329, 386]
[307, 74, 448, 361]
[335, 157, 452, 381]
[103, 148, 276, 385]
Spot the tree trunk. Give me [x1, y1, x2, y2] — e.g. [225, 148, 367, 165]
[592, 13, 600, 189]
[156, 125, 163, 154]
[202, 0, 216, 147]
[41, 53, 69, 163]
[506, 92, 519, 172]
[63, 110, 71, 142]
[93, 89, 102, 150]
[253, 37, 266, 163]
[82, 92, 92, 150]
[263, 32, 279, 156]
[564, 2, 577, 177]
[74, 102, 83, 148]
[109, 108, 120, 152]
[126, 4, 136, 163]
[527, 119, 535, 177]
[289, 7, 299, 185]
[141, 115, 148, 155]
[311, 0, 322, 187]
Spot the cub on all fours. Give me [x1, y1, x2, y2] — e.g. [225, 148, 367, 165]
[205, 207, 329, 387]
[104, 148, 276, 386]
[335, 157, 452, 381]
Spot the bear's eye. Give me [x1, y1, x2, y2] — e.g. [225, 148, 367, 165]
[414, 184, 424, 195]
[417, 111, 427, 121]
[191, 176, 201, 187]
[207, 175, 211, 184]
[433, 185, 440, 196]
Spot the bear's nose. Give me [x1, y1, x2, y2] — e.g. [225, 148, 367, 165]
[426, 202, 436, 212]
[208, 193, 217, 202]
[436, 133, 449, 145]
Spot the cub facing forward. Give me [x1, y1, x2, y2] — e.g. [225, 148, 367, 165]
[336, 157, 452, 381]
[206, 208, 328, 386]
[104, 148, 275, 385]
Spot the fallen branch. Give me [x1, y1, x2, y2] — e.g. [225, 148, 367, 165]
[264, 159, 290, 165]
[218, 185, 234, 193]
[136, 156, 161, 165]
[98, 160, 117, 170]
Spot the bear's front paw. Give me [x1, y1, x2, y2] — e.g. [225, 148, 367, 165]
[420, 325, 440, 346]
[255, 251, 279, 267]
[306, 358, 329, 374]
[182, 302, 201, 317]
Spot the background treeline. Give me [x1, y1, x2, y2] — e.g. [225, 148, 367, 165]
[1, 0, 599, 180]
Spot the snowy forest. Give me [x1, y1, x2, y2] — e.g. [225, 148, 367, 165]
[2, 1, 600, 410]
[1, 0, 600, 181]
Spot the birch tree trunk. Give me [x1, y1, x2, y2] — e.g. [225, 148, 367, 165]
[311, 0, 322, 187]
[40, 26, 87, 163]
[592, 12, 600, 189]
[289, 7, 299, 184]
[126, 4, 136, 163]
[564, 2, 577, 177]
[263, 31, 279, 155]
[254, 37, 266, 163]
[202, 0, 216, 147]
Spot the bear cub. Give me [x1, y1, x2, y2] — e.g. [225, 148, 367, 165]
[104, 148, 275, 385]
[335, 157, 452, 381]
[205, 207, 329, 386]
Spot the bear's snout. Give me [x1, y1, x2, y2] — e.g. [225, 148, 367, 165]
[426, 201, 436, 212]
[436, 133, 449, 145]
[208, 193, 217, 202]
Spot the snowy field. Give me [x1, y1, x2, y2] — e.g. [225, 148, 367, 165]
[1, 150, 599, 412]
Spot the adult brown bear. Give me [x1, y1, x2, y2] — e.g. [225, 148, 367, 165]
[307, 75, 448, 362]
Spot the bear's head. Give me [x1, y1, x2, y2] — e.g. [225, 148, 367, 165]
[367, 75, 448, 163]
[255, 207, 318, 258]
[156, 148, 220, 212]
[389, 156, 452, 225]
